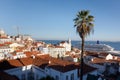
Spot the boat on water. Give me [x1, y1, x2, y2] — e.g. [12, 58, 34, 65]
[75, 40, 114, 52]
[84, 40, 114, 52]
[84, 43, 114, 52]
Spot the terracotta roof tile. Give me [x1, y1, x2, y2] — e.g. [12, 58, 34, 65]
[0, 36, 8, 39]
[8, 59, 23, 67]
[0, 59, 23, 70]
[65, 51, 71, 55]
[91, 57, 120, 64]
[0, 54, 97, 74]
[24, 51, 33, 57]
[33, 57, 48, 69]
[19, 57, 33, 65]
[4, 42, 12, 45]
[10, 53, 16, 56]
[48, 63, 78, 72]
[0, 44, 5, 46]
[24, 51, 40, 57]
[85, 51, 98, 57]
[55, 46, 64, 48]
[60, 41, 66, 44]
[99, 52, 109, 57]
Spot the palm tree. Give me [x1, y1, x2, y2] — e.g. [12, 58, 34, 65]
[74, 10, 94, 80]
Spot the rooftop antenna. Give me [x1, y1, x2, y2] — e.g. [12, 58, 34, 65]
[16, 26, 20, 36]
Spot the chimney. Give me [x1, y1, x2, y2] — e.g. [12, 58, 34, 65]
[114, 56, 118, 60]
[49, 60, 51, 64]
[31, 55, 35, 59]
[91, 58, 94, 62]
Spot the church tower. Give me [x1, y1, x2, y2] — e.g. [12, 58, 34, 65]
[67, 38, 71, 51]
[68, 38, 71, 45]
[0, 29, 7, 38]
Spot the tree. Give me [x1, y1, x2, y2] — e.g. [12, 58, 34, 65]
[74, 10, 94, 80]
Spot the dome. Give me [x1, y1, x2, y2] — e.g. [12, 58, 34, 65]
[27, 37, 33, 41]
[0, 29, 5, 34]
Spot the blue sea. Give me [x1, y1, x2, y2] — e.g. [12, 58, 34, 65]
[39, 40, 120, 51]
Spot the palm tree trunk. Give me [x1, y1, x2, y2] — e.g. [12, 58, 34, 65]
[80, 37, 84, 80]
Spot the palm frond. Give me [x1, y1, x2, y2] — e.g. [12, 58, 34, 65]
[73, 10, 94, 38]
[87, 15, 94, 21]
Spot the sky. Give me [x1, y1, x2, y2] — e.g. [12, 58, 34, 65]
[0, 0, 120, 41]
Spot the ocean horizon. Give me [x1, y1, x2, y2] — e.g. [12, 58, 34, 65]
[37, 40, 120, 51]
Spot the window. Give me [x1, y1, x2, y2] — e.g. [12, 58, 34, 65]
[71, 73, 74, 80]
[36, 74, 39, 80]
[66, 75, 68, 80]
[55, 75, 59, 80]
[27, 72, 34, 80]
[21, 74, 25, 80]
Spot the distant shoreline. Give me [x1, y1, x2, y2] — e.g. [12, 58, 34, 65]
[36, 39, 120, 42]
[35, 40, 120, 51]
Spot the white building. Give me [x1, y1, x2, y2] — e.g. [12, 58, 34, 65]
[0, 55, 97, 80]
[59, 39, 71, 51]
[0, 52, 5, 60]
[48, 46, 66, 58]
[9, 43, 24, 52]
[12, 52, 26, 59]
[0, 46, 13, 53]
[0, 29, 13, 44]
[85, 52, 120, 79]
[0, 38, 13, 44]
[38, 46, 49, 54]
[38, 45, 66, 58]
[0, 29, 7, 37]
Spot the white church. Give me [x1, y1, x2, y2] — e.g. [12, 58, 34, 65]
[59, 38, 71, 51]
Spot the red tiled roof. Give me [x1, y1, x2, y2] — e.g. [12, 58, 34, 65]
[33, 57, 48, 69]
[32, 55, 78, 72]
[4, 42, 12, 45]
[24, 51, 40, 57]
[8, 59, 23, 67]
[91, 57, 119, 64]
[75, 50, 80, 53]
[70, 54, 80, 58]
[0, 36, 8, 39]
[85, 51, 98, 57]
[48, 63, 78, 72]
[24, 51, 33, 57]
[0, 59, 23, 70]
[99, 52, 109, 57]
[55, 46, 64, 48]
[85, 51, 110, 58]
[36, 54, 50, 60]
[65, 51, 71, 55]
[60, 41, 66, 44]
[0, 54, 97, 74]
[48, 62, 96, 73]
[91, 57, 105, 64]
[11, 53, 17, 56]
[0, 44, 5, 46]
[15, 50, 23, 52]
[19, 57, 33, 65]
